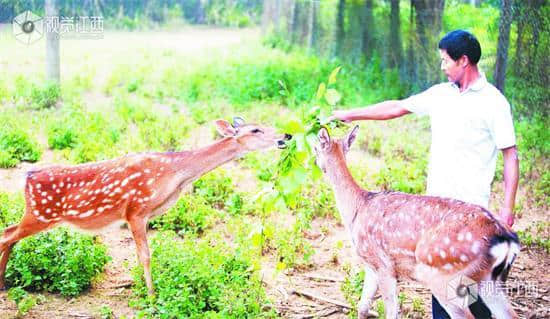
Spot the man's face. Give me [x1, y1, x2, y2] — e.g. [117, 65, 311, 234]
[440, 49, 464, 85]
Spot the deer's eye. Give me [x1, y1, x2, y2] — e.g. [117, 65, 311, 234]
[251, 128, 263, 134]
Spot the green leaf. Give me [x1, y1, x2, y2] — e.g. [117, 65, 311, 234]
[316, 82, 326, 100]
[324, 89, 341, 106]
[328, 66, 341, 85]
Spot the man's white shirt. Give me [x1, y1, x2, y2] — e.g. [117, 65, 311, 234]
[402, 74, 516, 208]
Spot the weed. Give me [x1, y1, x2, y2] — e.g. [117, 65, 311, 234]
[149, 195, 219, 236]
[0, 128, 41, 168]
[5, 228, 111, 297]
[130, 232, 276, 318]
[7, 287, 36, 317]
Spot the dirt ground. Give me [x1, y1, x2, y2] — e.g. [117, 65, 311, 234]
[0, 28, 548, 319]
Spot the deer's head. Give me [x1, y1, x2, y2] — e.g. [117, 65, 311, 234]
[215, 117, 292, 151]
[314, 125, 358, 174]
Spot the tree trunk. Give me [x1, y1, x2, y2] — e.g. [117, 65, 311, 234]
[362, 0, 375, 60]
[290, 0, 301, 44]
[335, 0, 345, 57]
[389, 0, 403, 70]
[514, 2, 525, 76]
[412, 0, 445, 88]
[311, 0, 320, 52]
[407, 0, 416, 86]
[495, 0, 513, 93]
[45, 0, 60, 84]
[306, 0, 314, 49]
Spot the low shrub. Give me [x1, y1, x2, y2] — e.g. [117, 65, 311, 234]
[130, 232, 276, 318]
[5, 228, 110, 297]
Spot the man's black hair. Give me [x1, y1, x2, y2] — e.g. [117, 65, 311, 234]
[438, 30, 481, 65]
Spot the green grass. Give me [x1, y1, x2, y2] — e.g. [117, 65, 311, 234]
[130, 232, 277, 319]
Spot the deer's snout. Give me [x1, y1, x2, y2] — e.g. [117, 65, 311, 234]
[277, 133, 292, 149]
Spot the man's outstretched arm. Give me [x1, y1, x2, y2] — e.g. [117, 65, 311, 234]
[500, 145, 519, 227]
[329, 100, 411, 122]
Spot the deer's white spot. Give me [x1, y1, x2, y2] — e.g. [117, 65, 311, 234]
[75, 195, 81, 200]
[80, 209, 95, 218]
[59, 182, 64, 187]
[97, 207, 104, 213]
[443, 237, 450, 245]
[471, 241, 481, 254]
[47, 196, 52, 201]
[427, 254, 433, 264]
[33, 210, 39, 216]
[121, 178, 129, 187]
[465, 232, 472, 241]
[41, 191, 47, 196]
[67, 210, 79, 216]
[36, 216, 50, 223]
[457, 233, 464, 241]
[41, 199, 47, 204]
[460, 254, 469, 262]
[442, 263, 453, 271]
[147, 178, 154, 185]
[129, 172, 142, 180]
[36, 183, 42, 189]
[439, 250, 447, 259]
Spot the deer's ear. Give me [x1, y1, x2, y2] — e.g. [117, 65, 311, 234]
[343, 125, 359, 153]
[215, 119, 237, 137]
[232, 116, 245, 128]
[318, 127, 331, 149]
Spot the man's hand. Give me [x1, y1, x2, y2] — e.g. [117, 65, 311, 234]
[327, 110, 352, 123]
[499, 207, 515, 227]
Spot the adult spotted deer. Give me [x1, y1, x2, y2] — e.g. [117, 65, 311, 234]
[0, 118, 291, 295]
[314, 126, 519, 319]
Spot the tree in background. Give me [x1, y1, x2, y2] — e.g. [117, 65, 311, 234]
[389, 0, 403, 71]
[494, 0, 512, 93]
[411, 0, 445, 88]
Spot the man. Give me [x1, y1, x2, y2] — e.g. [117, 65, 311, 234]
[329, 30, 519, 318]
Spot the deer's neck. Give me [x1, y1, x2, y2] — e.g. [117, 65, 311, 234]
[325, 156, 364, 228]
[172, 137, 244, 184]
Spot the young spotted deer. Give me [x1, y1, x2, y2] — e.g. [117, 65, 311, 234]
[314, 126, 519, 319]
[0, 118, 291, 295]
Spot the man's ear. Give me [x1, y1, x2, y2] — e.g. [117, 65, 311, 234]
[460, 55, 469, 67]
[215, 119, 237, 137]
[343, 125, 359, 153]
[318, 127, 331, 150]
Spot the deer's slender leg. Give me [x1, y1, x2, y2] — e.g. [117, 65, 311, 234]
[0, 241, 14, 290]
[378, 273, 398, 319]
[358, 265, 378, 319]
[127, 216, 154, 295]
